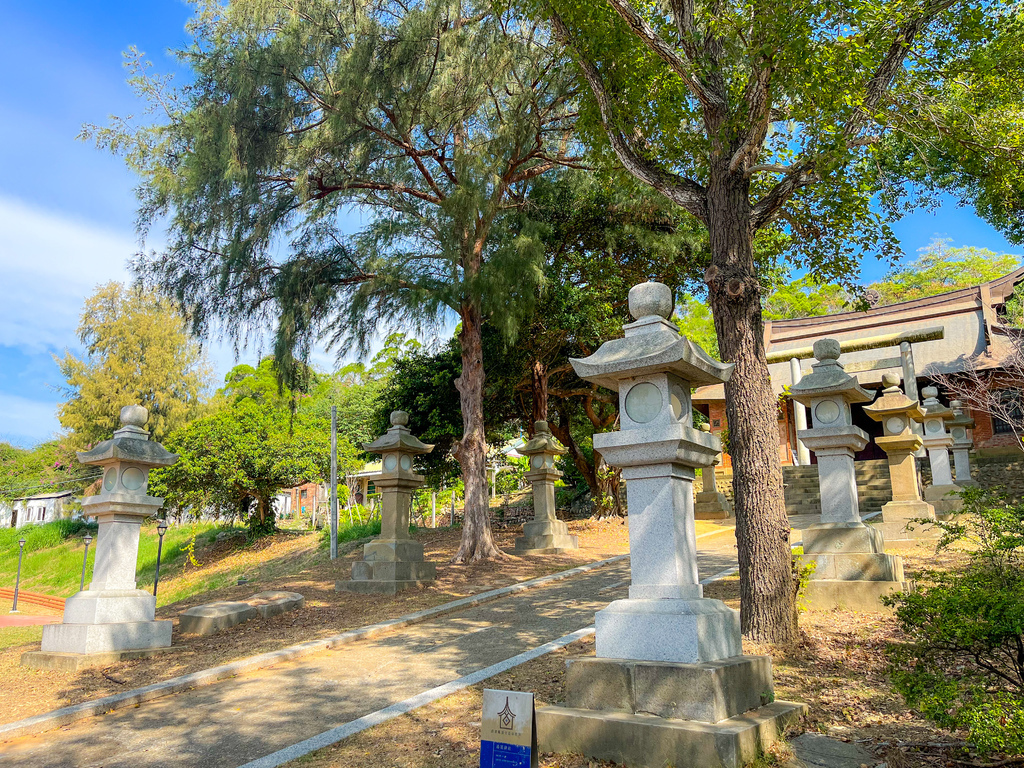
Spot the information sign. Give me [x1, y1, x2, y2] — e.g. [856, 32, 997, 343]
[480, 689, 537, 768]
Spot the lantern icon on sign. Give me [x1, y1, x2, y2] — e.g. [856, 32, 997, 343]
[497, 698, 515, 731]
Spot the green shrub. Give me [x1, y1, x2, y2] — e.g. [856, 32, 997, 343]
[318, 518, 383, 548]
[884, 486, 1024, 756]
[0, 518, 94, 552]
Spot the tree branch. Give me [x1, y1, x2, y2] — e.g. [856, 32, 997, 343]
[548, 8, 708, 222]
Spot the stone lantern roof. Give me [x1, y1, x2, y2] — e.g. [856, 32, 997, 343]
[920, 386, 955, 422]
[519, 421, 566, 457]
[788, 339, 872, 405]
[949, 400, 976, 431]
[863, 374, 925, 421]
[77, 405, 178, 470]
[363, 411, 434, 455]
[570, 282, 733, 391]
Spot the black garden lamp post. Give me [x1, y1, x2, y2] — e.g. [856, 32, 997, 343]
[79, 535, 93, 591]
[153, 519, 169, 597]
[11, 537, 26, 613]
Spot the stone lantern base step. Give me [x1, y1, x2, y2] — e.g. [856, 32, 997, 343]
[21, 645, 176, 672]
[867, 519, 941, 546]
[338, 559, 436, 594]
[924, 484, 964, 515]
[596, 598, 742, 664]
[799, 551, 906, 582]
[537, 700, 807, 768]
[694, 491, 733, 519]
[513, 533, 579, 554]
[36, 619, 172, 657]
[801, 579, 914, 612]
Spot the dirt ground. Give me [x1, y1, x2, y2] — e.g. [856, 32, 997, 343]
[0, 517, 667, 724]
[290, 542, 972, 768]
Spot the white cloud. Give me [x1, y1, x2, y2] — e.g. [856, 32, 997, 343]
[0, 194, 134, 352]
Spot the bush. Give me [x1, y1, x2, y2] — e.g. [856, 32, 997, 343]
[0, 518, 95, 552]
[884, 486, 1024, 756]
[318, 518, 383, 549]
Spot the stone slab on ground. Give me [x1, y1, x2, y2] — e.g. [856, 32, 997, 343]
[789, 733, 878, 768]
[179, 601, 258, 635]
[247, 591, 304, 620]
[537, 700, 807, 768]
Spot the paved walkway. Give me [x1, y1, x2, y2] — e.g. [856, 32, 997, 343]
[0, 545, 737, 768]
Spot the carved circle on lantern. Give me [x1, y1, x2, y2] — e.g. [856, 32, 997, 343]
[624, 382, 663, 424]
[384, 454, 398, 472]
[952, 427, 967, 441]
[926, 419, 943, 434]
[886, 416, 906, 434]
[400, 455, 412, 471]
[121, 467, 146, 491]
[103, 467, 117, 492]
[669, 384, 686, 420]
[530, 455, 543, 469]
[814, 400, 841, 425]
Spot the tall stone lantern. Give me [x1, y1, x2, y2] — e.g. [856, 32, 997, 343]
[513, 420, 578, 554]
[949, 400, 978, 486]
[23, 405, 177, 671]
[919, 386, 961, 514]
[864, 374, 937, 542]
[337, 411, 436, 594]
[537, 282, 805, 768]
[789, 340, 909, 610]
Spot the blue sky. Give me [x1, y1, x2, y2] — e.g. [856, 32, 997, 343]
[0, 1, 1020, 448]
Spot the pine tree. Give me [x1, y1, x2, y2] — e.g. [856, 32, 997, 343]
[85, 0, 579, 560]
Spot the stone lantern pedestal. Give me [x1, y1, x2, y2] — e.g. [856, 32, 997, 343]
[513, 421, 578, 555]
[536, 282, 805, 768]
[789, 341, 910, 611]
[23, 406, 177, 671]
[693, 424, 732, 519]
[337, 411, 436, 594]
[864, 375, 938, 543]
[949, 401, 978, 487]
[919, 387, 961, 515]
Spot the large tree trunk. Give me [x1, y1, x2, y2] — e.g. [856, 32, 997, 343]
[452, 301, 504, 562]
[531, 359, 549, 424]
[705, 166, 797, 644]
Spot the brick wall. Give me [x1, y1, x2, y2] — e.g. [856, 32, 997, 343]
[969, 406, 1021, 451]
[705, 401, 796, 468]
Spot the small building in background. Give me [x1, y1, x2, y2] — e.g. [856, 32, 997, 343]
[1, 490, 76, 528]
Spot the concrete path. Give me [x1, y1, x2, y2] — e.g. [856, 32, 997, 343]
[0, 547, 737, 768]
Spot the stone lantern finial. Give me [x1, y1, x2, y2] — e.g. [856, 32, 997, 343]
[628, 281, 673, 320]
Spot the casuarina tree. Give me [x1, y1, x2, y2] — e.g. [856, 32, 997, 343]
[86, 0, 580, 561]
[534, 0, 1024, 641]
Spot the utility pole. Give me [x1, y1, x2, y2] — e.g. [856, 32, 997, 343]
[330, 405, 339, 560]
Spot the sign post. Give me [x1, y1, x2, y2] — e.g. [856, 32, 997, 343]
[480, 689, 537, 768]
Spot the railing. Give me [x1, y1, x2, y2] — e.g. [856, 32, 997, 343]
[0, 588, 65, 612]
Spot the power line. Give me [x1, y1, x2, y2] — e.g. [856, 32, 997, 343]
[0, 472, 103, 499]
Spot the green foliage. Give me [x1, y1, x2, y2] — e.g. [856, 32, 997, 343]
[885, 486, 1024, 755]
[0, 440, 95, 503]
[318, 517, 383, 548]
[152, 362, 336, 537]
[56, 282, 211, 448]
[872, 240, 1021, 306]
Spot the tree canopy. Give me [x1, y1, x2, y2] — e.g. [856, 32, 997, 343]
[56, 282, 211, 448]
[88, 0, 583, 561]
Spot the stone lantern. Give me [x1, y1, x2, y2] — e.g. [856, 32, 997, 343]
[919, 386, 960, 514]
[337, 411, 436, 594]
[864, 374, 937, 542]
[23, 405, 177, 670]
[513, 420, 578, 554]
[789, 340, 909, 610]
[537, 282, 804, 768]
[949, 400, 978, 486]
[694, 423, 732, 519]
